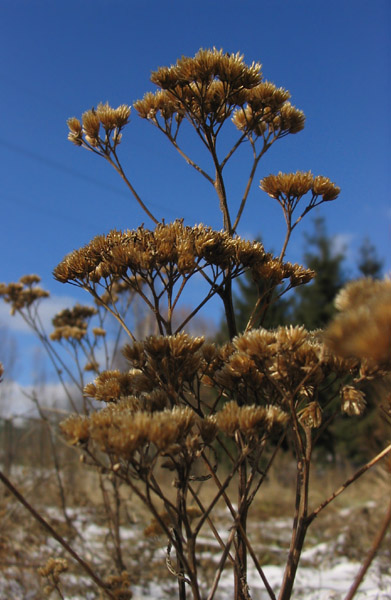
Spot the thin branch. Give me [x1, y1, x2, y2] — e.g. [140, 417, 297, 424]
[344, 496, 391, 600]
[0, 471, 117, 600]
[206, 526, 237, 600]
[201, 452, 276, 600]
[308, 443, 391, 523]
[85, 286, 136, 342]
[232, 137, 274, 233]
[164, 132, 214, 184]
[107, 149, 159, 224]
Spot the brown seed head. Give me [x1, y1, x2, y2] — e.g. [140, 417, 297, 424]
[340, 385, 366, 416]
[325, 279, 391, 367]
[0, 277, 49, 314]
[82, 109, 100, 140]
[298, 401, 322, 428]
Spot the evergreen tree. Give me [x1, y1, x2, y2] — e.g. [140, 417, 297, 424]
[291, 216, 346, 328]
[226, 221, 383, 338]
[218, 240, 291, 341]
[234, 274, 290, 333]
[357, 236, 384, 278]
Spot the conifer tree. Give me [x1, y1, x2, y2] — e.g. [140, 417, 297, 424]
[291, 216, 345, 328]
[357, 236, 384, 278]
[218, 239, 290, 340]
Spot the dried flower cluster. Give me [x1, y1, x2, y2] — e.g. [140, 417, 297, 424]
[53, 221, 313, 335]
[134, 48, 304, 141]
[61, 405, 198, 458]
[60, 323, 363, 465]
[50, 304, 97, 342]
[38, 557, 68, 581]
[211, 326, 324, 403]
[0, 275, 49, 315]
[51, 221, 313, 345]
[104, 570, 132, 599]
[205, 326, 364, 424]
[54, 221, 273, 283]
[211, 401, 288, 438]
[67, 102, 131, 150]
[260, 171, 340, 221]
[83, 369, 143, 403]
[38, 557, 68, 596]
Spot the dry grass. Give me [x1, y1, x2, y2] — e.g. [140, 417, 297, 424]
[0, 445, 390, 598]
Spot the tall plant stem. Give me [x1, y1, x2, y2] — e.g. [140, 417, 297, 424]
[201, 452, 275, 600]
[221, 276, 237, 339]
[278, 427, 312, 600]
[235, 459, 249, 600]
[206, 127, 231, 233]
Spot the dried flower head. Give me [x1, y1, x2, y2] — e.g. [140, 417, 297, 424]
[260, 171, 340, 205]
[50, 325, 87, 342]
[104, 570, 132, 599]
[334, 278, 391, 312]
[19, 274, 42, 286]
[60, 414, 90, 445]
[134, 47, 305, 146]
[92, 326, 106, 337]
[232, 98, 305, 139]
[122, 333, 205, 398]
[0, 276, 49, 315]
[212, 326, 338, 407]
[84, 360, 100, 372]
[67, 103, 131, 150]
[62, 405, 198, 459]
[325, 278, 391, 367]
[298, 401, 322, 428]
[38, 557, 68, 585]
[340, 385, 367, 416]
[52, 304, 97, 329]
[67, 117, 83, 145]
[215, 401, 288, 438]
[84, 370, 141, 403]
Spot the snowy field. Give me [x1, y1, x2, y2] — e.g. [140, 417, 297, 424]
[1, 497, 390, 600]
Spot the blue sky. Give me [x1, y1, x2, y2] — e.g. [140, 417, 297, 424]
[0, 0, 390, 387]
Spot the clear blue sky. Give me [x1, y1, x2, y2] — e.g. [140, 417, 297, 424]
[0, 0, 390, 384]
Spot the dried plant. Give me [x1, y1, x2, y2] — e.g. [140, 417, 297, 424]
[1, 48, 390, 600]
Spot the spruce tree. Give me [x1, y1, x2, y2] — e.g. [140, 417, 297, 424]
[291, 216, 345, 328]
[357, 236, 384, 278]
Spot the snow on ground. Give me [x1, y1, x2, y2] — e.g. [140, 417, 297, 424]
[0, 499, 390, 599]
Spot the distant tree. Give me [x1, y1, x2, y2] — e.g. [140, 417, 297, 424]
[357, 236, 384, 278]
[219, 218, 346, 340]
[217, 240, 291, 341]
[291, 216, 346, 329]
[233, 273, 290, 332]
[224, 221, 383, 340]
